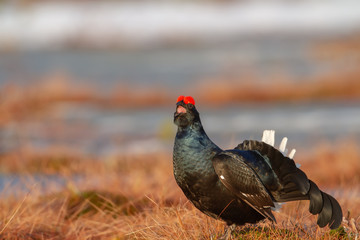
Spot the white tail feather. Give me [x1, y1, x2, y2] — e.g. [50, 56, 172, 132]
[289, 149, 296, 159]
[269, 130, 275, 147]
[279, 137, 288, 154]
[262, 130, 275, 147]
[262, 130, 296, 159]
[261, 130, 269, 143]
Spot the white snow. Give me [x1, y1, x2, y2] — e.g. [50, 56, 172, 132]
[1, 1, 360, 49]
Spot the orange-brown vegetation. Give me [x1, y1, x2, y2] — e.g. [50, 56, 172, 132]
[301, 139, 360, 187]
[0, 76, 94, 126]
[0, 77, 173, 126]
[0, 144, 359, 239]
[310, 34, 360, 61]
[2, 62, 360, 127]
[1, 44, 360, 237]
[195, 69, 360, 105]
[0, 76, 360, 129]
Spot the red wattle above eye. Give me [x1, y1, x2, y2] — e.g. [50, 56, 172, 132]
[184, 96, 195, 105]
[177, 95, 185, 103]
[177, 95, 195, 105]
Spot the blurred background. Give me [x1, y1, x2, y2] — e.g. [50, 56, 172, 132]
[1, 0, 360, 192]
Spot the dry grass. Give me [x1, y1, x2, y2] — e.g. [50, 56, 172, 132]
[2, 64, 360, 127]
[0, 77, 171, 126]
[301, 139, 360, 187]
[1, 49, 360, 238]
[194, 69, 360, 106]
[0, 146, 359, 240]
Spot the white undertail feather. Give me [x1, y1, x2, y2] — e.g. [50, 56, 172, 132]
[262, 130, 296, 160]
[271, 202, 284, 212]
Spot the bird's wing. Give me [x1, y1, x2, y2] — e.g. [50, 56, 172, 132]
[235, 139, 310, 201]
[212, 151, 276, 222]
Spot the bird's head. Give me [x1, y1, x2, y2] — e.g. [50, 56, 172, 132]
[174, 95, 200, 128]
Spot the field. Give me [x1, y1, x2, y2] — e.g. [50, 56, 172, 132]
[2, 2, 360, 238]
[1, 70, 360, 239]
[0, 135, 359, 239]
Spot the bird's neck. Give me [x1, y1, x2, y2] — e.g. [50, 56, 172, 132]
[173, 120, 221, 188]
[175, 121, 221, 152]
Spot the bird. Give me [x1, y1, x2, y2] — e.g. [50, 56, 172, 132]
[173, 95, 342, 234]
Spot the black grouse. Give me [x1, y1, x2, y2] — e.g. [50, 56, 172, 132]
[173, 95, 342, 230]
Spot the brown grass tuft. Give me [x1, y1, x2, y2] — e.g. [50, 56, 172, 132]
[0, 145, 359, 239]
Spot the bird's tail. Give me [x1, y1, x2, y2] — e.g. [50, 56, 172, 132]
[307, 180, 342, 229]
[236, 130, 343, 229]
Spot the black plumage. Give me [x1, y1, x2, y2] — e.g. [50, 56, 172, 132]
[173, 96, 342, 229]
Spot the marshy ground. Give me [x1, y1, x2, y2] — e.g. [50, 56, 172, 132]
[0, 80, 360, 239]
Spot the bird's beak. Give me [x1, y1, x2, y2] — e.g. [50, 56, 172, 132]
[175, 102, 187, 118]
[176, 105, 187, 114]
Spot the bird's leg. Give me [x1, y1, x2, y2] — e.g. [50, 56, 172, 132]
[218, 224, 236, 240]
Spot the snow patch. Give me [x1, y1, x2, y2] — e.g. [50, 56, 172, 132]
[1, 1, 360, 49]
